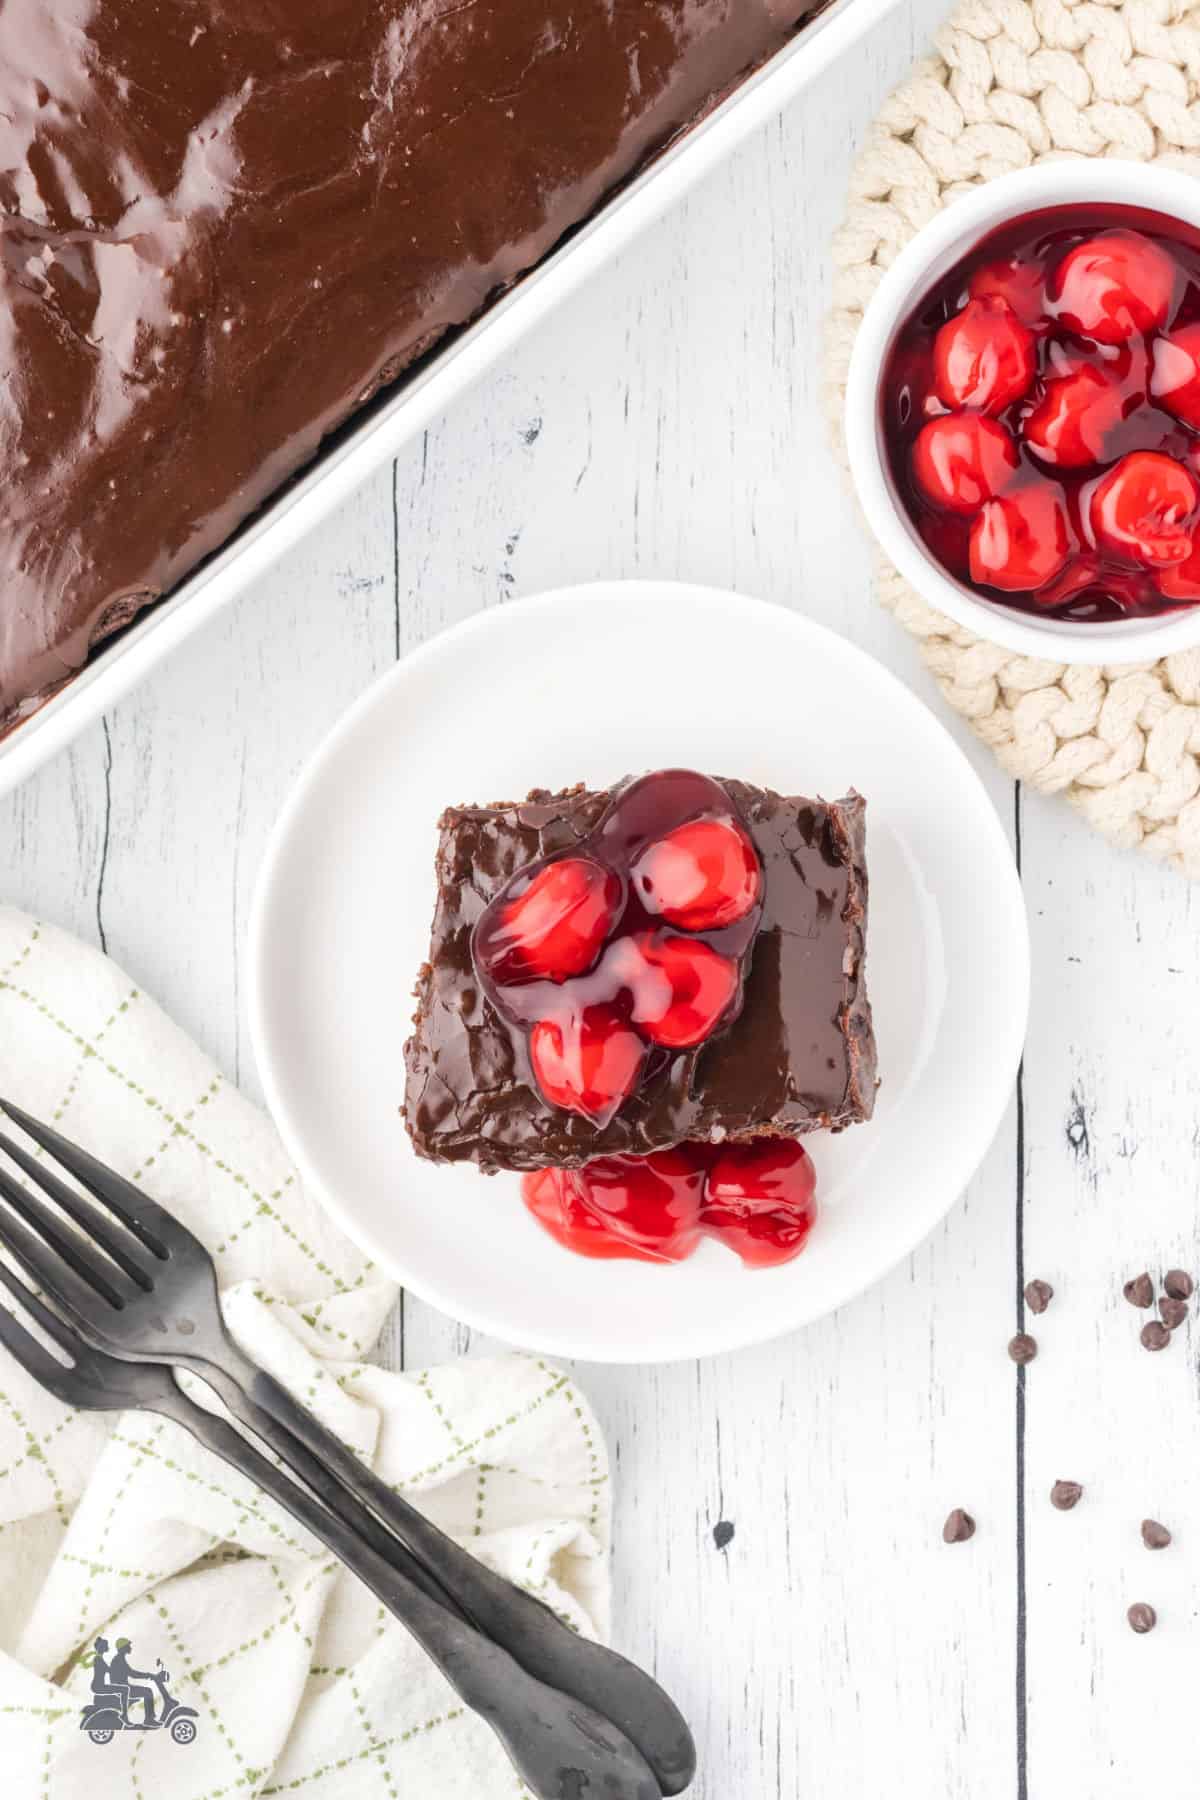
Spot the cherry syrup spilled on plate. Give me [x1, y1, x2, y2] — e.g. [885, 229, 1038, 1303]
[472, 770, 764, 1127]
[522, 1137, 817, 1268]
[882, 203, 1200, 621]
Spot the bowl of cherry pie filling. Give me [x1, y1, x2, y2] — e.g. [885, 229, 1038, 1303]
[845, 161, 1200, 663]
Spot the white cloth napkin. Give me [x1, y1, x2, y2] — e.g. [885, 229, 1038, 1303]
[0, 906, 610, 1797]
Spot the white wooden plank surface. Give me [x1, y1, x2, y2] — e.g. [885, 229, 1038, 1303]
[3, 0, 1194, 1791]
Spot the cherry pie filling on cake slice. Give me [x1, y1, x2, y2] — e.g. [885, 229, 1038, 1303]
[403, 768, 877, 1267]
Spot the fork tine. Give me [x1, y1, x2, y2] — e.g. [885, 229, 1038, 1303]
[0, 1265, 82, 1403]
[0, 1253, 150, 1415]
[0, 1172, 126, 1313]
[0, 1252, 82, 1358]
[0, 1100, 171, 1260]
[0, 1130, 154, 1292]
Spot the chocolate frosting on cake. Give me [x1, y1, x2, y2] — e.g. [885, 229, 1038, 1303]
[0, 0, 823, 724]
[404, 780, 876, 1172]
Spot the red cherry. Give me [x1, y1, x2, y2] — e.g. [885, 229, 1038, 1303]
[933, 298, 1036, 413]
[1022, 357, 1133, 468]
[631, 816, 760, 931]
[478, 856, 621, 986]
[968, 256, 1047, 328]
[529, 1005, 644, 1124]
[701, 1139, 818, 1268]
[1151, 322, 1200, 429]
[521, 1169, 645, 1259]
[1050, 230, 1176, 345]
[574, 1150, 705, 1261]
[1032, 552, 1105, 612]
[521, 1157, 703, 1261]
[1156, 536, 1200, 601]
[521, 1140, 822, 1267]
[1089, 451, 1199, 568]
[969, 480, 1072, 592]
[911, 413, 1019, 515]
[627, 933, 738, 1049]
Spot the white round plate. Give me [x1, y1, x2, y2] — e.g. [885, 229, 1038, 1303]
[249, 582, 1028, 1363]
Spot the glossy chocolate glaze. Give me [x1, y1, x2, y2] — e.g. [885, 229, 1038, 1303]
[0, 0, 823, 725]
[404, 779, 877, 1172]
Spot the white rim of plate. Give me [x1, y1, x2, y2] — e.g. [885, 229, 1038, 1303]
[247, 582, 1030, 1360]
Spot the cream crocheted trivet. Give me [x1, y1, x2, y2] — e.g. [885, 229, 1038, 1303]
[826, 0, 1200, 876]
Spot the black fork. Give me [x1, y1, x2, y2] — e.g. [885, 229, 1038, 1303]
[0, 1256, 663, 1800]
[0, 1099, 694, 1795]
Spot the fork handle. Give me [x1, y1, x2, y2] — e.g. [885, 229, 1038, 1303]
[192, 1359, 473, 1622]
[205, 1341, 694, 1796]
[151, 1381, 661, 1800]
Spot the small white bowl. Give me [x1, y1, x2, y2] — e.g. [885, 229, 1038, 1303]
[845, 160, 1200, 666]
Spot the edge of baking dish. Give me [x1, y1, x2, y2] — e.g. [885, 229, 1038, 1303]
[0, 0, 900, 798]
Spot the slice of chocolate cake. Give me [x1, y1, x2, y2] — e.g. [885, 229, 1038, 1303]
[403, 771, 876, 1173]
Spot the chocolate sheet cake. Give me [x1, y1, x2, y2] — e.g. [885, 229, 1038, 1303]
[0, 0, 826, 726]
[403, 779, 877, 1172]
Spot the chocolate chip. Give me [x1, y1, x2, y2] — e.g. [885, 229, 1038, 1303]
[1008, 1332, 1038, 1364]
[1127, 1602, 1157, 1634]
[1024, 1278, 1054, 1315]
[1159, 1296, 1188, 1331]
[1124, 1273, 1154, 1309]
[1141, 1320, 1171, 1352]
[1164, 1269, 1194, 1301]
[712, 1520, 735, 1551]
[943, 1508, 975, 1544]
[1141, 1519, 1171, 1550]
[1050, 1480, 1083, 1511]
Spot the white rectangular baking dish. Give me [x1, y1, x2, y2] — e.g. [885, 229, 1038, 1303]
[0, 0, 899, 798]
